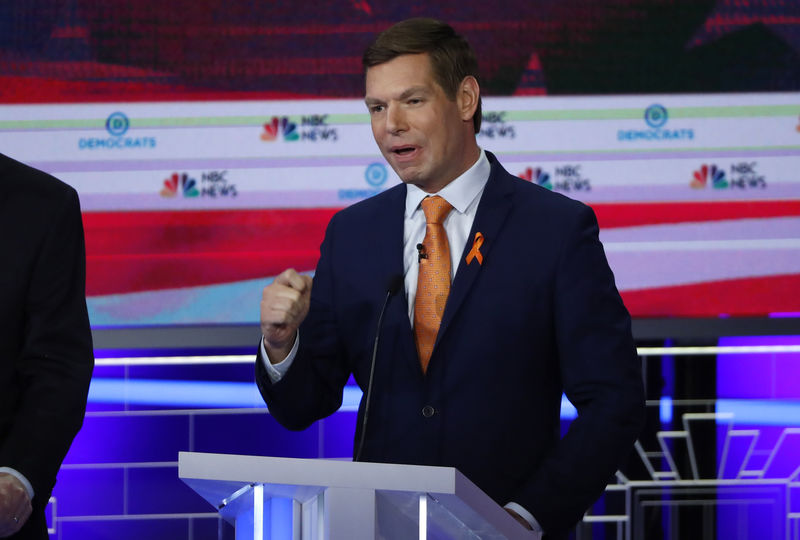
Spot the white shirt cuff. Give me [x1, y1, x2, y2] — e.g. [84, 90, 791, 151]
[260, 332, 299, 383]
[0, 467, 35, 499]
[504, 502, 543, 534]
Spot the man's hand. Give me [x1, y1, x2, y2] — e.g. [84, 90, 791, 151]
[260, 269, 313, 363]
[0, 473, 32, 537]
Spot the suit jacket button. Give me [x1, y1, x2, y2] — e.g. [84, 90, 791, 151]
[422, 405, 435, 418]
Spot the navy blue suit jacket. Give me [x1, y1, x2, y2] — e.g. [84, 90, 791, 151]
[257, 152, 644, 535]
[0, 153, 94, 539]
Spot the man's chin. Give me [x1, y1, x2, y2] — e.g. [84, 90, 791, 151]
[389, 165, 434, 191]
[390, 167, 425, 186]
[398, 175, 426, 188]
[393, 169, 420, 185]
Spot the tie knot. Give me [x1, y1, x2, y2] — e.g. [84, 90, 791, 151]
[420, 196, 453, 225]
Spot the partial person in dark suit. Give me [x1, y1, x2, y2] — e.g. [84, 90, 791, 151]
[256, 19, 644, 538]
[0, 153, 94, 539]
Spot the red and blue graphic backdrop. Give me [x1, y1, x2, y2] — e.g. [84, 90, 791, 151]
[2, 0, 800, 327]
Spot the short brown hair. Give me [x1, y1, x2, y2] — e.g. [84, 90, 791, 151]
[363, 18, 482, 133]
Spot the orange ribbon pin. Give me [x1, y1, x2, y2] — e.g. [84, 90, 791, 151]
[465, 232, 484, 265]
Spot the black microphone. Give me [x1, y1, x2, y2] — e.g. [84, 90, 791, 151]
[416, 243, 427, 262]
[354, 274, 403, 462]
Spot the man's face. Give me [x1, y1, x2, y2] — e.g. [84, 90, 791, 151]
[365, 53, 476, 193]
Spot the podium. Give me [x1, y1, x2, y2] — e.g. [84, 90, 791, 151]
[179, 451, 538, 539]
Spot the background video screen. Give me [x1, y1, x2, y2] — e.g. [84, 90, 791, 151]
[2, 0, 799, 327]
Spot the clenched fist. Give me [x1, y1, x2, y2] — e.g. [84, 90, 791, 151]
[260, 269, 313, 363]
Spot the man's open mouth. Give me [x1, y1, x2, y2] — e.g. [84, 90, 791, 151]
[392, 146, 416, 156]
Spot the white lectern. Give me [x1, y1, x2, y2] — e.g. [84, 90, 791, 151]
[179, 452, 538, 539]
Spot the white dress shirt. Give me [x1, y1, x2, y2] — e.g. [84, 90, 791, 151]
[402, 150, 489, 321]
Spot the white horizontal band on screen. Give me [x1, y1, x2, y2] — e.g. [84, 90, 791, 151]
[94, 355, 253, 366]
[604, 239, 800, 251]
[637, 345, 800, 356]
[93, 345, 800, 367]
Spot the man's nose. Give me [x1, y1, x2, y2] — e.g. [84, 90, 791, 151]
[386, 105, 407, 134]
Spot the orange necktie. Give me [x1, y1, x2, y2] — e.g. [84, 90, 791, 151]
[414, 196, 453, 373]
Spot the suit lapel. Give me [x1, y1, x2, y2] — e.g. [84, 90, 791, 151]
[375, 184, 408, 288]
[435, 155, 515, 349]
[374, 185, 418, 373]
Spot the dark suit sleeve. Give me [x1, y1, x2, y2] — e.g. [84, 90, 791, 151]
[0, 186, 94, 501]
[256, 213, 353, 430]
[516, 204, 644, 534]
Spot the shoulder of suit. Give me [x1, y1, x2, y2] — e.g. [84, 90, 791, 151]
[1, 153, 78, 206]
[333, 182, 405, 221]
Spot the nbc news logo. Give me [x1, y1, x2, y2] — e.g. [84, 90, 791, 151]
[260, 115, 338, 143]
[691, 163, 766, 190]
[160, 173, 199, 198]
[261, 117, 299, 142]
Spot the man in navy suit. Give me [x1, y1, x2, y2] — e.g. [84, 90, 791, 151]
[256, 18, 644, 537]
[0, 153, 94, 539]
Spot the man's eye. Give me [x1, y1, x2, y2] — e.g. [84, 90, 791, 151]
[370, 105, 384, 114]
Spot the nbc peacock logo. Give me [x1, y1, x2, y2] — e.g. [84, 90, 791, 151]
[260, 117, 299, 142]
[691, 164, 728, 190]
[160, 173, 200, 198]
[519, 167, 552, 189]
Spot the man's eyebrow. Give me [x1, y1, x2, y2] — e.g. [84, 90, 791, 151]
[397, 86, 429, 99]
[365, 86, 431, 105]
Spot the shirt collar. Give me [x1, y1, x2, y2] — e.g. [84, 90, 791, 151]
[404, 149, 490, 218]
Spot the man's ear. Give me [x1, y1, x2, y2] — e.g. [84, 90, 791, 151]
[457, 76, 480, 122]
